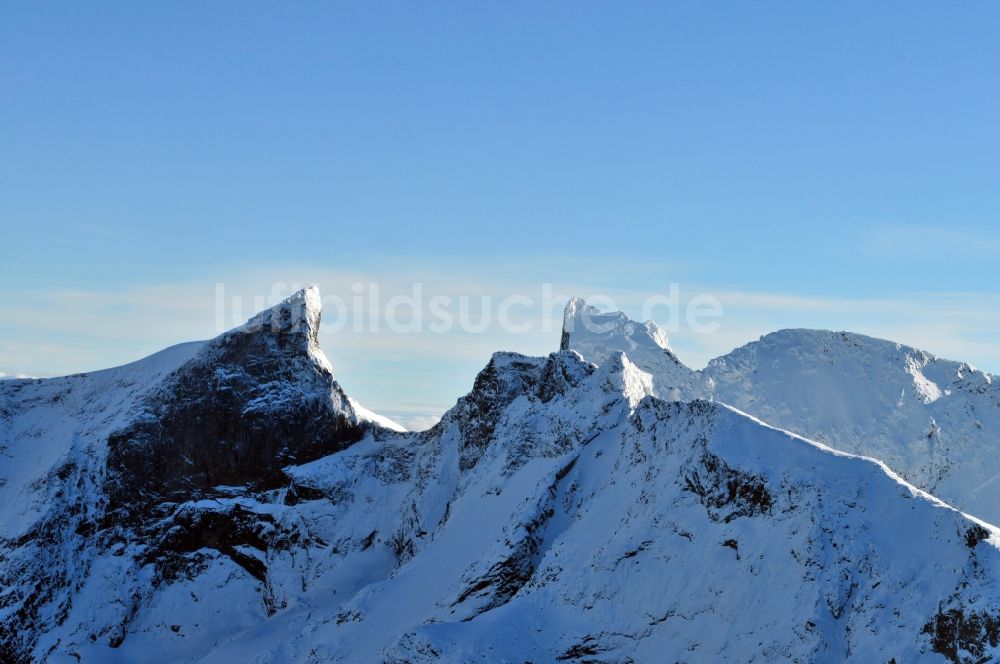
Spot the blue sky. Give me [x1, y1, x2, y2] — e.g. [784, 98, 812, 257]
[2, 3, 999, 427]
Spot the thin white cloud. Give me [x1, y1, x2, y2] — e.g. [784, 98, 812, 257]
[380, 412, 443, 432]
[0, 371, 34, 380]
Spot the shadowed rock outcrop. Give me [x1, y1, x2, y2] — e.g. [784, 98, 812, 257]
[0, 288, 367, 662]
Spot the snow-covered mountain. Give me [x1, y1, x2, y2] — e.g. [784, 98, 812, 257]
[562, 299, 1000, 526]
[3, 289, 1000, 662]
[561, 297, 699, 401]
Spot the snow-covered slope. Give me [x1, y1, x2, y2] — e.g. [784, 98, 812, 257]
[563, 299, 1000, 526]
[4, 290, 1000, 663]
[0, 340, 205, 536]
[706, 329, 1000, 521]
[348, 397, 407, 432]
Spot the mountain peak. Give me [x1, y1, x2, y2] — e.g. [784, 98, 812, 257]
[240, 285, 323, 345]
[231, 285, 332, 375]
[560, 297, 683, 376]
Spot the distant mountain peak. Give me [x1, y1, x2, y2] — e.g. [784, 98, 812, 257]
[561, 298, 696, 401]
[561, 297, 674, 360]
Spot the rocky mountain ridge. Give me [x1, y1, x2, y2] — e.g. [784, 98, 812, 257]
[1, 289, 999, 662]
[563, 298, 1000, 525]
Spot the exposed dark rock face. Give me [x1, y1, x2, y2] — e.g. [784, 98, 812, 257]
[538, 351, 593, 403]
[103, 337, 362, 517]
[557, 635, 611, 661]
[683, 450, 773, 523]
[966, 524, 991, 549]
[0, 289, 367, 662]
[922, 607, 1000, 663]
[141, 504, 296, 585]
[448, 353, 546, 470]
[105, 290, 363, 517]
[446, 351, 592, 471]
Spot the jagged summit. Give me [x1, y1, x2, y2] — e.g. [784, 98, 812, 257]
[227, 286, 333, 376]
[240, 285, 324, 343]
[561, 298, 699, 402]
[560, 296, 683, 383]
[561, 297, 673, 356]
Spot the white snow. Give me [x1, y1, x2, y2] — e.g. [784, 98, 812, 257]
[0, 340, 205, 537]
[348, 397, 407, 432]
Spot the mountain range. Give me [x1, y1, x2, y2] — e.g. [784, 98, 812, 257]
[2, 287, 999, 663]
